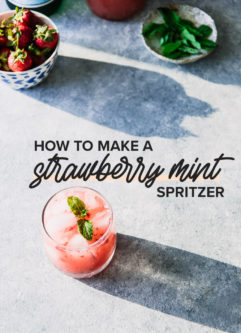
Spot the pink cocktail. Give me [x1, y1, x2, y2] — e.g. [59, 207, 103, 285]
[86, 0, 146, 21]
[42, 187, 116, 278]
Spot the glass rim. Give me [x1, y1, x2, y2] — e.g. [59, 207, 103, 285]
[42, 186, 114, 250]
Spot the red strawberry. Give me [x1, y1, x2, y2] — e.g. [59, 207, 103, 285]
[28, 43, 49, 67]
[8, 49, 32, 72]
[0, 48, 11, 71]
[34, 25, 58, 50]
[14, 24, 33, 49]
[11, 8, 36, 27]
[0, 36, 7, 46]
[0, 27, 7, 46]
[32, 54, 46, 67]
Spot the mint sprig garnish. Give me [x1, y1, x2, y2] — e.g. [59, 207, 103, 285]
[67, 196, 86, 217]
[67, 196, 93, 240]
[77, 219, 93, 241]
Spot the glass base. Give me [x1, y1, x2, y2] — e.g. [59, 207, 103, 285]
[53, 245, 116, 279]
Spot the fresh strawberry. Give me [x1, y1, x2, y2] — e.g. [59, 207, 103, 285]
[11, 7, 36, 27]
[0, 36, 7, 46]
[32, 54, 46, 67]
[13, 24, 33, 49]
[8, 48, 32, 72]
[28, 43, 48, 66]
[34, 25, 58, 50]
[0, 27, 7, 46]
[0, 48, 11, 71]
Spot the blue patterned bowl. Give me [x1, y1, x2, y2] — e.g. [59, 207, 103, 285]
[0, 10, 59, 89]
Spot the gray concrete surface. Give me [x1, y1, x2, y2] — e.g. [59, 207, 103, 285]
[0, 0, 241, 333]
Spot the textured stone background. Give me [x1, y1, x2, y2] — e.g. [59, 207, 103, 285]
[0, 0, 241, 332]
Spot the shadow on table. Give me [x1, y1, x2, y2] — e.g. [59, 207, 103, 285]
[53, 0, 241, 87]
[80, 234, 241, 333]
[22, 56, 214, 139]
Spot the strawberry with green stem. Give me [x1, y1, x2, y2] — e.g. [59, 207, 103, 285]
[0, 28, 7, 47]
[28, 43, 50, 67]
[34, 25, 58, 50]
[8, 48, 32, 72]
[13, 24, 33, 49]
[11, 7, 36, 27]
[0, 48, 11, 71]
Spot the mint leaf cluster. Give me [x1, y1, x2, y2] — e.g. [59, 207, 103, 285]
[67, 196, 93, 241]
[143, 8, 217, 59]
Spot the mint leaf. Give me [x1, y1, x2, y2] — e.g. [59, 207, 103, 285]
[159, 8, 180, 27]
[149, 24, 168, 37]
[144, 24, 168, 38]
[200, 39, 217, 50]
[186, 26, 203, 38]
[181, 28, 201, 49]
[162, 41, 182, 56]
[143, 23, 167, 37]
[67, 197, 93, 240]
[180, 19, 194, 28]
[145, 8, 215, 60]
[67, 196, 86, 217]
[142, 23, 157, 36]
[165, 33, 169, 42]
[179, 46, 201, 54]
[198, 25, 212, 38]
[160, 37, 165, 46]
[163, 50, 188, 59]
[77, 220, 93, 241]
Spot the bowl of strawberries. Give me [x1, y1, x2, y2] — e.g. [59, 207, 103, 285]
[0, 7, 59, 89]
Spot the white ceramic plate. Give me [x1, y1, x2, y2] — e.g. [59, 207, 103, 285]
[142, 4, 217, 64]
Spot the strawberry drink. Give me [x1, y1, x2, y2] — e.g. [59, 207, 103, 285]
[86, 0, 146, 21]
[42, 187, 116, 278]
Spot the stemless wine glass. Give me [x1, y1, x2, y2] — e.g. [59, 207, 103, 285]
[86, 0, 146, 21]
[42, 187, 116, 278]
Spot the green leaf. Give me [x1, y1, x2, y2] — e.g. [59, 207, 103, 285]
[162, 41, 182, 55]
[160, 36, 165, 46]
[179, 46, 201, 54]
[180, 19, 194, 28]
[181, 28, 201, 49]
[168, 31, 175, 43]
[77, 219, 93, 241]
[164, 50, 188, 59]
[198, 25, 212, 38]
[142, 23, 167, 37]
[200, 39, 217, 50]
[159, 8, 180, 27]
[67, 196, 86, 217]
[164, 33, 169, 43]
[149, 24, 168, 37]
[186, 26, 203, 37]
[159, 33, 169, 47]
[182, 39, 189, 46]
